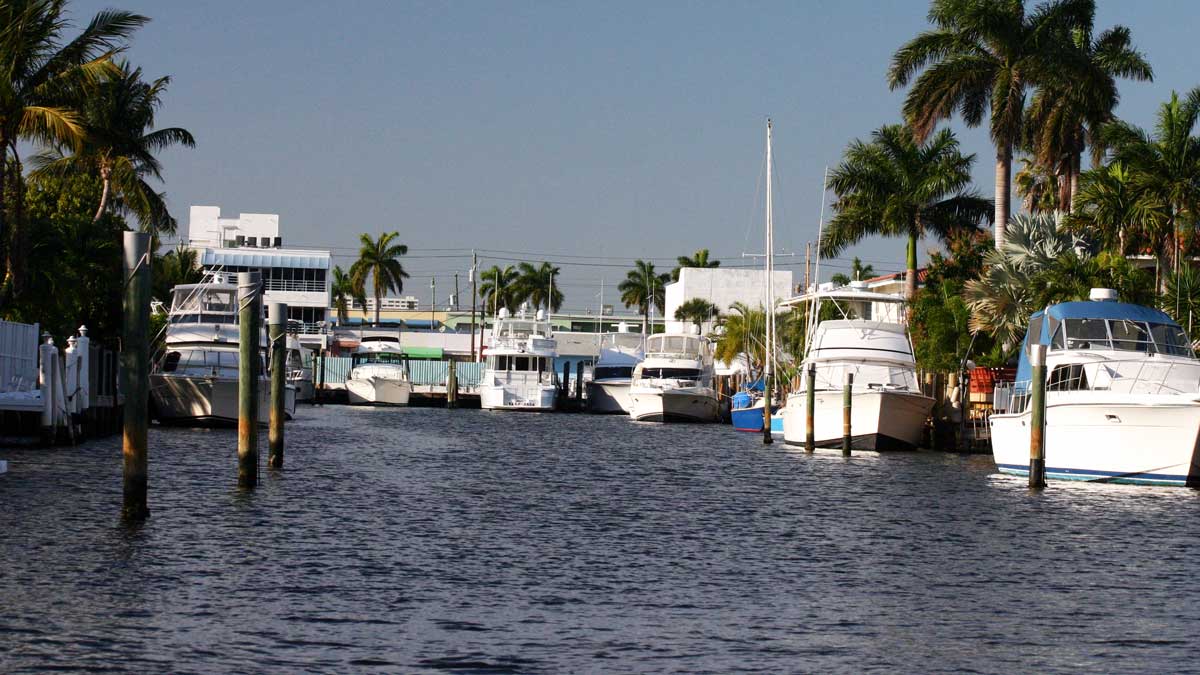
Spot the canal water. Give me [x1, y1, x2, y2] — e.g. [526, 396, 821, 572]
[2, 406, 1199, 673]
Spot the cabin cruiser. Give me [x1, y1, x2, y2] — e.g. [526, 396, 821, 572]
[586, 323, 644, 414]
[629, 328, 720, 423]
[990, 288, 1200, 485]
[286, 335, 315, 402]
[346, 336, 412, 406]
[150, 274, 296, 426]
[781, 284, 933, 450]
[480, 307, 559, 411]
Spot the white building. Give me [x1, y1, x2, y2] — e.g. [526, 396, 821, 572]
[664, 267, 794, 333]
[186, 205, 332, 334]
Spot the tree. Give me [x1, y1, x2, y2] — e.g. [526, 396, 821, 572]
[0, 1, 148, 299]
[1014, 154, 1061, 214]
[1069, 161, 1163, 258]
[830, 257, 875, 286]
[1165, 265, 1200, 338]
[349, 231, 409, 326]
[889, 0, 1091, 247]
[822, 124, 991, 301]
[478, 264, 521, 316]
[31, 61, 195, 233]
[618, 259, 670, 331]
[151, 244, 202, 304]
[516, 261, 563, 312]
[330, 265, 364, 324]
[671, 248, 720, 281]
[673, 297, 719, 330]
[714, 302, 766, 374]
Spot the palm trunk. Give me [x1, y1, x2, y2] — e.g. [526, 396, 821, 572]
[905, 232, 918, 303]
[994, 144, 1012, 248]
[1068, 153, 1080, 214]
[375, 290, 381, 326]
[6, 148, 26, 298]
[94, 173, 111, 223]
[0, 141, 8, 299]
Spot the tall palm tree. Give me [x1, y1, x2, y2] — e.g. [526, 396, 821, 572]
[1025, 23, 1152, 213]
[478, 264, 521, 316]
[31, 61, 195, 232]
[516, 261, 563, 312]
[673, 297, 719, 330]
[0, 1, 148, 297]
[671, 248, 720, 281]
[330, 265, 365, 324]
[822, 124, 992, 301]
[349, 231, 409, 326]
[889, 0, 1092, 247]
[618, 259, 670, 331]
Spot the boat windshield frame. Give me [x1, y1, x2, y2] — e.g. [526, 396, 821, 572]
[169, 286, 240, 325]
[1048, 317, 1194, 357]
[645, 335, 703, 358]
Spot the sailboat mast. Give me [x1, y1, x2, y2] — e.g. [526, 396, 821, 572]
[765, 119, 774, 382]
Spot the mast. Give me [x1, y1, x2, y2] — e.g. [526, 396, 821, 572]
[763, 118, 775, 444]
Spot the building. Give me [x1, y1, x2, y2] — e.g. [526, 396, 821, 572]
[664, 267, 794, 333]
[186, 206, 332, 340]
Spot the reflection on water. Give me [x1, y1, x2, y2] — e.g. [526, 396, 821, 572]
[2, 406, 1199, 673]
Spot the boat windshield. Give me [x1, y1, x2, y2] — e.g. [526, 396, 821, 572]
[496, 320, 550, 339]
[602, 333, 644, 350]
[593, 365, 633, 380]
[487, 355, 552, 372]
[646, 335, 701, 356]
[353, 352, 406, 366]
[1050, 318, 1193, 357]
[160, 349, 260, 377]
[170, 288, 238, 324]
[640, 367, 700, 379]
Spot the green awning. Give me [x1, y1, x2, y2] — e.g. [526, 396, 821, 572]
[401, 346, 443, 359]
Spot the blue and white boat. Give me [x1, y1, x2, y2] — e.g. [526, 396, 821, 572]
[730, 379, 781, 433]
[990, 288, 1200, 485]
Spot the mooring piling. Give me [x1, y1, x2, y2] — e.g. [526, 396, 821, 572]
[805, 363, 816, 453]
[1029, 344, 1047, 488]
[561, 361, 571, 401]
[574, 361, 584, 405]
[268, 302, 287, 469]
[121, 231, 151, 519]
[446, 359, 458, 408]
[238, 271, 262, 488]
[38, 333, 55, 444]
[842, 372, 854, 457]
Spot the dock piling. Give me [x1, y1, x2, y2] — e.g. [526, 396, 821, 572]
[575, 361, 584, 407]
[121, 231, 151, 519]
[237, 271, 262, 488]
[268, 302, 286, 469]
[446, 359, 458, 408]
[561, 361, 570, 401]
[805, 363, 815, 453]
[1029, 344, 1047, 488]
[842, 372, 853, 456]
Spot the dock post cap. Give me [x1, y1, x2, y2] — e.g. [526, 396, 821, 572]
[269, 302, 288, 325]
[1030, 344, 1047, 367]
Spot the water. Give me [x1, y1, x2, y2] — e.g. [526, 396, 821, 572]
[3, 406, 1199, 674]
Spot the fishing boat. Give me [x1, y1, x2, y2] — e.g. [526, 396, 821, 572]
[150, 274, 296, 426]
[480, 307, 559, 411]
[586, 323, 644, 414]
[345, 336, 412, 406]
[629, 327, 720, 423]
[990, 288, 1200, 485]
[780, 284, 933, 450]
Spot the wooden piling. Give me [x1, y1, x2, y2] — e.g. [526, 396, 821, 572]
[842, 372, 853, 456]
[1029, 344, 1047, 488]
[237, 271, 262, 488]
[561, 361, 571, 400]
[446, 359, 458, 408]
[121, 231, 151, 519]
[268, 302, 286, 469]
[575, 361, 584, 406]
[805, 363, 816, 453]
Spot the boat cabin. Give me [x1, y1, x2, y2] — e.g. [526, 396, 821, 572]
[168, 283, 239, 325]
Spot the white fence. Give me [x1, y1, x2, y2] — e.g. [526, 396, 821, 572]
[0, 319, 39, 392]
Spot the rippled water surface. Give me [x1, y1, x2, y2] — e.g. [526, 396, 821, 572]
[3, 405, 1200, 673]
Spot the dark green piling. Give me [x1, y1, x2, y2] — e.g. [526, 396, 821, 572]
[238, 271, 262, 488]
[1029, 344, 1047, 488]
[268, 302, 286, 469]
[805, 363, 816, 453]
[121, 232, 151, 520]
[842, 372, 853, 457]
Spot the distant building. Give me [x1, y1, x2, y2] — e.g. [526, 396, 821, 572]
[664, 267, 794, 333]
[185, 205, 332, 339]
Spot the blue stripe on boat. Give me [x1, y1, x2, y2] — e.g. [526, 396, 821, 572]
[995, 463, 1188, 485]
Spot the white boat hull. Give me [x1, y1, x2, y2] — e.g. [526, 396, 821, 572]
[346, 376, 412, 406]
[630, 387, 720, 423]
[781, 389, 933, 450]
[480, 383, 558, 411]
[150, 374, 296, 426]
[991, 397, 1200, 485]
[587, 380, 632, 414]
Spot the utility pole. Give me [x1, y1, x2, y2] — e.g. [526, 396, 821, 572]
[805, 241, 812, 292]
[430, 277, 436, 328]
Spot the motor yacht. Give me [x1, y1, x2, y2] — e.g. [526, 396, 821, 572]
[629, 328, 720, 423]
[345, 336, 412, 406]
[586, 323, 644, 414]
[480, 307, 559, 411]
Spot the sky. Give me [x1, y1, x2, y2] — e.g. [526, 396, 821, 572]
[67, 0, 1200, 312]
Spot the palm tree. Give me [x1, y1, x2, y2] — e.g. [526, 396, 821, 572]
[330, 265, 365, 324]
[830, 257, 876, 286]
[1069, 161, 1163, 258]
[479, 264, 521, 316]
[1165, 265, 1200, 338]
[0, 1, 148, 297]
[1025, 23, 1152, 212]
[150, 244, 202, 303]
[671, 248, 720, 281]
[822, 124, 991, 301]
[618, 259, 670, 331]
[349, 231, 409, 326]
[31, 62, 195, 232]
[673, 297, 719, 330]
[889, 0, 1091, 247]
[516, 261, 563, 312]
[1014, 154, 1061, 214]
[714, 302, 766, 373]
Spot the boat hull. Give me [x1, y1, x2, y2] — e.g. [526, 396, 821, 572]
[150, 374, 296, 426]
[346, 376, 412, 406]
[480, 383, 558, 411]
[991, 399, 1200, 485]
[586, 380, 632, 414]
[781, 390, 933, 450]
[731, 402, 781, 432]
[630, 388, 720, 423]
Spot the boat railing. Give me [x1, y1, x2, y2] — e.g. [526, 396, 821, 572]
[993, 357, 1200, 414]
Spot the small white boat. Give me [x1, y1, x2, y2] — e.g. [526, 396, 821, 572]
[480, 307, 559, 411]
[780, 284, 933, 450]
[629, 328, 720, 423]
[346, 336, 412, 406]
[286, 336, 315, 402]
[990, 288, 1200, 485]
[586, 323, 644, 414]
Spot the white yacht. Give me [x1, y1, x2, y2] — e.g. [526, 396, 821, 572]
[345, 336, 412, 406]
[285, 335, 315, 402]
[629, 328, 720, 423]
[990, 289, 1200, 486]
[150, 275, 296, 426]
[480, 307, 559, 411]
[781, 284, 933, 450]
[586, 323, 644, 414]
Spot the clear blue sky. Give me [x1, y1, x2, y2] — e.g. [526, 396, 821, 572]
[69, 0, 1200, 311]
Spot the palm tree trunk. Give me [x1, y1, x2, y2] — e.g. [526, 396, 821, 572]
[375, 290, 381, 326]
[905, 232, 918, 302]
[994, 144, 1012, 248]
[6, 148, 26, 298]
[1068, 153, 1081, 214]
[94, 174, 111, 223]
[0, 141, 8, 298]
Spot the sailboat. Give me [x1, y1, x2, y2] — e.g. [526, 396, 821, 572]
[730, 119, 781, 437]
